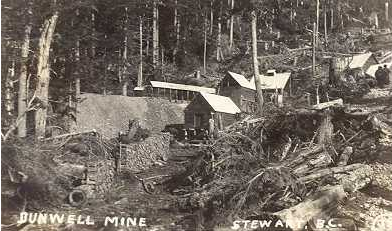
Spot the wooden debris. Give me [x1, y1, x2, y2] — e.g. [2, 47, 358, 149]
[312, 98, 343, 110]
[275, 185, 346, 231]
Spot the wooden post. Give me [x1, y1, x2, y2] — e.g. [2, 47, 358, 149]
[386, 2, 389, 23]
[169, 88, 172, 100]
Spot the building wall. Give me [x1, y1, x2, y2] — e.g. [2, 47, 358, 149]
[219, 74, 256, 113]
[184, 95, 238, 129]
[184, 96, 212, 129]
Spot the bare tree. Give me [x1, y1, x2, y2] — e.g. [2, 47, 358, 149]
[34, 7, 59, 137]
[251, 10, 263, 114]
[17, 1, 32, 138]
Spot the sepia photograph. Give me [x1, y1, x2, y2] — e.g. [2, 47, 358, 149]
[1, 0, 392, 230]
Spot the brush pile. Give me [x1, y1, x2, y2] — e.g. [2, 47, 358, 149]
[178, 103, 392, 227]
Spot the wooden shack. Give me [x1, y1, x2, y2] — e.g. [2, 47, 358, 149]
[250, 70, 291, 105]
[184, 92, 241, 129]
[219, 71, 257, 113]
[136, 81, 216, 101]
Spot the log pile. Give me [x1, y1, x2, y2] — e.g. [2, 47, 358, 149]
[176, 104, 392, 229]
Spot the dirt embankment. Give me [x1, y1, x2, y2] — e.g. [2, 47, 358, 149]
[74, 94, 187, 138]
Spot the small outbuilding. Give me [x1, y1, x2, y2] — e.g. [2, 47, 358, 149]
[184, 92, 241, 130]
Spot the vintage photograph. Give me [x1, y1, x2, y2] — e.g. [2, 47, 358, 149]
[1, 0, 392, 230]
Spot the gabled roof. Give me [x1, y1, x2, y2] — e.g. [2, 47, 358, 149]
[349, 53, 375, 69]
[199, 92, 241, 114]
[150, 81, 216, 94]
[366, 62, 392, 77]
[250, 72, 291, 90]
[227, 71, 256, 90]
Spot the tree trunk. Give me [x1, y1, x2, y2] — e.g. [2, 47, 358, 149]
[210, 0, 214, 34]
[330, 1, 334, 30]
[153, 0, 159, 69]
[216, 0, 222, 61]
[203, 16, 207, 74]
[275, 185, 346, 231]
[324, 3, 327, 44]
[122, 7, 129, 96]
[35, 11, 59, 138]
[17, 7, 32, 138]
[316, 0, 320, 38]
[229, 0, 234, 51]
[90, 10, 96, 82]
[173, 0, 180, 60]
[251, 10, 264, 114]
[75, 9, 81, 99]
[138, 17, 143, 87]
[312, 22, 316, 77]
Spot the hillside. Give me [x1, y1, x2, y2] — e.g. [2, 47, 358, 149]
[74, 93, 186, 138]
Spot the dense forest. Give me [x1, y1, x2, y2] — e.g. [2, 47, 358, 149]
[1, 0, 391, 139]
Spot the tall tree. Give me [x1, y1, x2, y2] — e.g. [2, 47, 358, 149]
[251, 10, 263, 114]
[17, 0, 32, 138]
[34, 4, 59, 137]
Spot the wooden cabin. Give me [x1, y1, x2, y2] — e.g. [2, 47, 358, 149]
[219, 71, 257, 113]
[250, 70, 291, 105]
[184, 92, 241, 130]
[138, 81, 216, 101]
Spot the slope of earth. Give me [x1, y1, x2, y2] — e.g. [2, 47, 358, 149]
[74, 94, 187, 138]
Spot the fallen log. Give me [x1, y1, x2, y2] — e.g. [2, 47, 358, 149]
[274, 185, 346, 231]
[39, 129, 97, 141]
[312, 98, 343, 110]
[297, 163, 364, 184]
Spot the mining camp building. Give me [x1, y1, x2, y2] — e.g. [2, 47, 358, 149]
[143, 81, 216, 101]
[184, 92, 241, 129]
[219, 71, 257, 113]
[250, 70, 291, 104]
